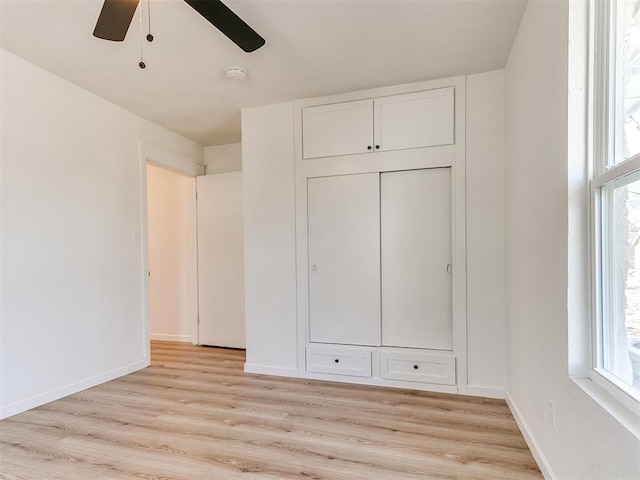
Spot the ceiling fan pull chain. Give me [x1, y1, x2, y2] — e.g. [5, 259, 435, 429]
[146, 0, 153, 42]
[138, 0, 145, 69]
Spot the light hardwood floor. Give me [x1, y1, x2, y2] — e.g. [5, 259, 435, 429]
[0, 341, 542, 480]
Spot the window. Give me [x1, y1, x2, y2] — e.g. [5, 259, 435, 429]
[592, 0, 640, 407]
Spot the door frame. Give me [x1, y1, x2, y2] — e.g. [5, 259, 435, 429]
[139, 141, 205, 357]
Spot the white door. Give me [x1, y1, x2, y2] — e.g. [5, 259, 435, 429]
[374, 87, 454, 152]
[197, 172, 246, 348]
[381, 168, 452, 350]
[307, 173, 381, 346]
[302, 99, 374, 159]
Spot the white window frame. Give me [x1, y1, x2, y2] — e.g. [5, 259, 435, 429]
[590, 0, 640, 415]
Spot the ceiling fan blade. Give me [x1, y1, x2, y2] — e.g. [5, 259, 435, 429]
[93, 0, 140, 41]
[184, 0, 265, 53]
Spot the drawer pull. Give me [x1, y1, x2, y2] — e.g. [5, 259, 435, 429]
[334, 359, 340, 363]
[413, 365, 419, 370]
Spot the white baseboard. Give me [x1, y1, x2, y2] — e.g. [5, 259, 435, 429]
[466, 385, 505, 399]
[150, 333, 192, 343]
[0, 359, 149, 420]
[244, 363, 299, 378]
[505, 391, 557, 480]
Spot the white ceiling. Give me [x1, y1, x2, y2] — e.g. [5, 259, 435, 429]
[0, 0, 527, 146]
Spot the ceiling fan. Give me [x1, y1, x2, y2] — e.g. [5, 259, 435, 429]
[93, 0, 265, 53]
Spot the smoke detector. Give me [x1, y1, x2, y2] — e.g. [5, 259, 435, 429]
[226, 65, 246, 82]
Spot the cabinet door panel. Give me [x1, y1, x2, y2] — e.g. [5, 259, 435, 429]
[307, 173, 381, 346]
[374, 87, 454, 152]
[303, 99, 373, 159]
[381, 168, 452, 350]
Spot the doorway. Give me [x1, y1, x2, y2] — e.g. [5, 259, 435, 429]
[146, 163, 198, 344]
[141, 143, 246, 354]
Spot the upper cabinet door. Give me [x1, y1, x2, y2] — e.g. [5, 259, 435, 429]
[302, 99, 373, 159]
[374, 87, 454, 152]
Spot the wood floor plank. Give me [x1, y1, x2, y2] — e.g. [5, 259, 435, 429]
[0, 341, 542, 479]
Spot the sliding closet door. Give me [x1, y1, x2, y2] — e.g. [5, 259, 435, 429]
[381, 168, 452, 350]
[307, 173, 381, 346]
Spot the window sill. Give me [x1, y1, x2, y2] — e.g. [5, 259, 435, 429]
[570, 374, 640, 439]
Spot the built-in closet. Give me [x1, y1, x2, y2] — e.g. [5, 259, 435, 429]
[294, 78, 466, 393]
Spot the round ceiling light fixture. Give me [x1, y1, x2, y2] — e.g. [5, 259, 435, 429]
[226, 65, 247, 82]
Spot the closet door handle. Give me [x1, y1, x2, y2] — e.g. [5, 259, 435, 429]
[367, 145, 372, 150]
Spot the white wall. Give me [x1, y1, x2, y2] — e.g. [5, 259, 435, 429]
[205, 143, 242, 174]
[0, 49, 203, 419]
[147, 164, 195, 343]
[466, 70, 506, 397]
[504, 2, 640, 479]
[241, 102, 298, 374]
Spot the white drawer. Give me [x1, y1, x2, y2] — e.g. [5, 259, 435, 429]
[306, 346, 372, 377]
[380, 350, 455, 385]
